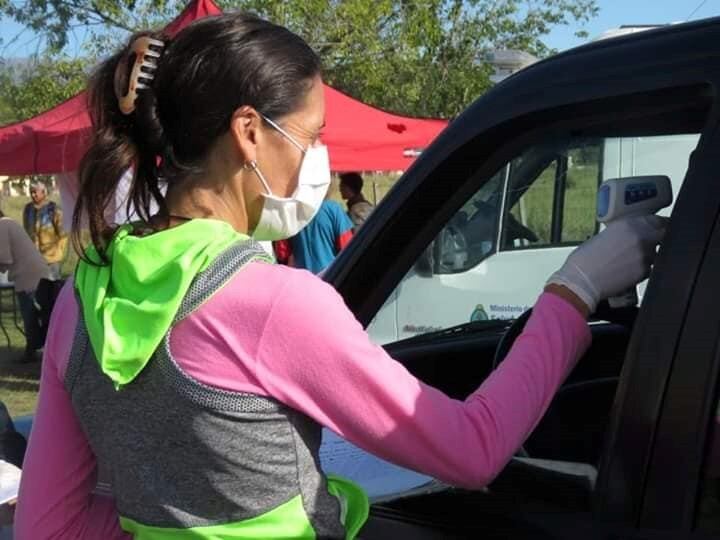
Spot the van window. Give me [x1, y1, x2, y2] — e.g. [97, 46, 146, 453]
[431, 169, 505, 275]
[502, 140, 601, 251]
[563, 146, 602, 243]
[367, 133, 697, 345]
[506, 159, 555, 247]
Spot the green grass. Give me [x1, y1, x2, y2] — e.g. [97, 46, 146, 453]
[0, 304, 40, 417]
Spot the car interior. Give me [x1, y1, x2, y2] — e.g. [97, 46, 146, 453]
[355, 85, 715, 538]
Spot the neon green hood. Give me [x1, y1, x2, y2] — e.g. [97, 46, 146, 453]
[75, 219, 267, 389]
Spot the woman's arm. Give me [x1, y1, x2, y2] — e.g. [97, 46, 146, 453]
[15, 284, 129, 540]
[254, 272, 590, 489]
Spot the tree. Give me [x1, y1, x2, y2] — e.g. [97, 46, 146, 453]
[0, 57, 89, 124]
[235, 0, 597, 117]
[0, 0, 598, 117]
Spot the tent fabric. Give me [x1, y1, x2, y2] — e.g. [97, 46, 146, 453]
[0, 0, 448, 175]
[322, 85, 447, 172]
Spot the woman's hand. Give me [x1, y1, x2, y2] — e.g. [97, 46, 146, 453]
[547, 215, 668, 314]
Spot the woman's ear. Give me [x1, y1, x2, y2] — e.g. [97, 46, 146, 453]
[229, 106, 260, 165]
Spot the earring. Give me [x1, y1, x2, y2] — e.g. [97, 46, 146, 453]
[243, 160, 258, 170]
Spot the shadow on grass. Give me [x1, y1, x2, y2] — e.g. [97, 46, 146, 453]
[1, 347, 41, 416]
[0, 378, 39, 393]
[0, 352, 41, 378]
[0, 347, 42, 382]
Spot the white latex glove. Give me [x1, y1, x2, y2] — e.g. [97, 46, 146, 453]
[547, 215, 668, 313]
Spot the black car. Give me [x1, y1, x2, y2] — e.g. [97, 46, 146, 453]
[324, 17, 720, 539]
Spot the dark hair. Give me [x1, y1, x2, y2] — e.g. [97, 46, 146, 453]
[339, 172, 363, 195]
[73, 12, 322, 263]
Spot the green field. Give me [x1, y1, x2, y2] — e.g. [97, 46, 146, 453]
[0, 302, 41, 417]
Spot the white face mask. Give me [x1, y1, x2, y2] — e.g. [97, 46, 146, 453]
[250, 115, 331, 241]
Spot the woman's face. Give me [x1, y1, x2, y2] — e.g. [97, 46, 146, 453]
[243, 75, 325, 232]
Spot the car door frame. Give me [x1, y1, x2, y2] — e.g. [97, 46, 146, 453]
[625, 114, 720, 534]
[325, 17, 720, 534]
[591, 99, 720, 533]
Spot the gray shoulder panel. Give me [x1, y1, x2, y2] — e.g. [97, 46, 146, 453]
[175, 239, 273, 323]
[63, 300, 90, 395]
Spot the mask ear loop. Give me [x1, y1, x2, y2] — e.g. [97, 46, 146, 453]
[114, 36, 165, 115]
[244, 160, 273, 196]
[260, 115, 307, 154]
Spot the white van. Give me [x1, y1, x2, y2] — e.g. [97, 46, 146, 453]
[367, 134, 699, 344]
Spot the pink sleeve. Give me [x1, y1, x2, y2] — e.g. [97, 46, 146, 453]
[14, 282, 129, 540]
[255, 273, 591, 489]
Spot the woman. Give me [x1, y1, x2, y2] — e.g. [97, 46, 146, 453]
[15, 12, 666, 540]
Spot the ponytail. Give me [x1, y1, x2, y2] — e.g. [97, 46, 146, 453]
[73, 31, 169, 265]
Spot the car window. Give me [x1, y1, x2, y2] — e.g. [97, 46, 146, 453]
[366, 133, 699, 345]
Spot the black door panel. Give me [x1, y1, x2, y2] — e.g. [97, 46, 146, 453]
[385, 323, 630, 465]
[367, 480, 607, 540]
[385, 332, 503, 400]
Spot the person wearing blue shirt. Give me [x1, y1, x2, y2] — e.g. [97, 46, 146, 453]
[284, 199, 354, 273]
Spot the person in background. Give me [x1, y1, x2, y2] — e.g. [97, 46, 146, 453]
[22, 182, 67, 281]
[283, 198, 353, 273]
[0, 211, 50, 362]
[339, 172, 374, 231]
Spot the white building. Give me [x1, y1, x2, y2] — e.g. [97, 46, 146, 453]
[593, 25, 668, 42]
[486, 49, 539, 84]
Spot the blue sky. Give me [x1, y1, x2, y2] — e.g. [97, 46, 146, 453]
[0, 0, 719, 58]
[545, 0, 720, 51]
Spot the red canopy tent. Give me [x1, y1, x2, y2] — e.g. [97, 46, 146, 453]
[0, 0, 447, 176]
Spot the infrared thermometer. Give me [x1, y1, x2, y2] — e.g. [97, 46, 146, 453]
[597, 175, 673, 308]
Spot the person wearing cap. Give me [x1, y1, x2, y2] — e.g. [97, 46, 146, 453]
[22, 182, 67, 281]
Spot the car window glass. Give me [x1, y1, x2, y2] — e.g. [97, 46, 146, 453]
[367, 133, 698, 346]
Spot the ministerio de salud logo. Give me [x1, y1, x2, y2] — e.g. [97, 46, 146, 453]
[470, 304, 489, 322]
